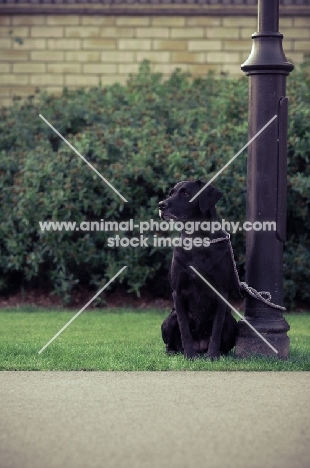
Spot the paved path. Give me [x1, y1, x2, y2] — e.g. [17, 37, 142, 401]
[0, 372, 309, 468]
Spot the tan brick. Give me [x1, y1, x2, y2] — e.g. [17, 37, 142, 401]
[294, 17, 310, 27]
[171, 52, 204, 64]
[0, 87, 9, 96]
[30, 74, 64, 86]
[31, 51, 64, 61]
[13, 16, 45, 26]
[116, 17, 150, 27]
[10, 86, 37, 97]
[13, 63, 46, 73]
[101, 51, 135, 63]
[207, 52, 240, 63]
[6, 27, 29, 38]
[188, 64, 222, 75]
[152, 40, 187, 51]
[65, 75, 99, 86]
[0, 74, 28, 85]
[223, 17, 256, 28]
[118, 39, 151, 50]
[0, 27, 10, 37]
[0, 16, 11, 26]
[65, 51, 101, 62]
[186, 17, 221, 27]
[65, 26, 100, 38]
[152, 63, 182, 74]
[152, 17, 185, 27]
[101, 27, 134, 38]
[282, 39, 293, 52]
[82, 63, 117, 74]
[281, 28, 310, 39]
[82, 39, 116, 50]
[0, 98, 12, 107]
[293, 41, 310, 52]
[222, 64, 244, 76]
[45, 86, 64, 95]
[118, 63, 140, 74]
[13, 38, 46, 50]
[0, 50, 28, 61]
[289, 52, 307, 64]
[81, 17, 115, 26]
[0, 38, 11, 49]
[136, 28, 170, 39]
[279, 18, 293, 27]
[136, 51, 170, 63]
[47, 63, 82, 74]
[1, 63, 11, 73]
[207, 28, 239, 39]
[240, 29, 257, 39]
[171, 28, 204, 39]
[47, 16, 80, 26]
[156, 73, 176, 81]
[100, 75, 127, 86]
[188, 40, 222, 51]
[47, 39, 80, 50]
[224, 40, 252, 51]
[31, 27, 64, 38]
[241, 51, 251, 62]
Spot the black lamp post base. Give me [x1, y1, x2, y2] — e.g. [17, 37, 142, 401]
[235, 314, 290, 359]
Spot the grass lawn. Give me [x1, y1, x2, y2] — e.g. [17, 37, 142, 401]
[0, 307, 309, 371]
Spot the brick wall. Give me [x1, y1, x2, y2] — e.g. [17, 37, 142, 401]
[0, 14, 309, 107]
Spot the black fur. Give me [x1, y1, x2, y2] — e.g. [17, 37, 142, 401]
[159, 180, 238, 360]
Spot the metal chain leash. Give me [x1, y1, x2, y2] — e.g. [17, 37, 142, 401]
[210, 230, 286, 311]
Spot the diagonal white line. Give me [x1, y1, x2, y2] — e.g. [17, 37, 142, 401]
[189, 114, 278, 202]
[38, 266, 127, 354]
[189, 266, 278, 354]
[39, 114, 128, 203]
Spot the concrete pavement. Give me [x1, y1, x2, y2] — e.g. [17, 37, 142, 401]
[0, 372, 309, 468]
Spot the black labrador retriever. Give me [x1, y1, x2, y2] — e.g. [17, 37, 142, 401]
[159, 180, 238, 360]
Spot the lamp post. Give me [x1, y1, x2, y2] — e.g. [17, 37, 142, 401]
[235, 0, 294, 359]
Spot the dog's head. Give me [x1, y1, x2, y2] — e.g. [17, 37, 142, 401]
[158, 180, 222, 222]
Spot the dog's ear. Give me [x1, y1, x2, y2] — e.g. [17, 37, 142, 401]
[195, 180, 223, 215]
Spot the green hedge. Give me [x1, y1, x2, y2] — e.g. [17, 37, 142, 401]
[0, 61, 309, 306]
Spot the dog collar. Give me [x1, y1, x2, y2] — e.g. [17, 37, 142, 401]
[208, 230, 230, 244]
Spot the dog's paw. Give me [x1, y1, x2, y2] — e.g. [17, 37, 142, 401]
[206, 352, 221, 361]
[184, 348, 197, 360]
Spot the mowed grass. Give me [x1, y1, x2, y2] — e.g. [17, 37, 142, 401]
[0, 308, 309, 371]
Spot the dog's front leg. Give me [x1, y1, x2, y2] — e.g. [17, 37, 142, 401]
[208, 298, 227, 360]
[173, 290, 196, 359]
